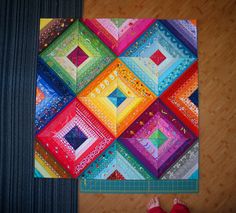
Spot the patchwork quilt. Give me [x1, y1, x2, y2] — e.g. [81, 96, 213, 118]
[35, 19, 198, 180]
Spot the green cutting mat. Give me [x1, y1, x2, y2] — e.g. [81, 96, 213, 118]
[79, 179, 198, 194]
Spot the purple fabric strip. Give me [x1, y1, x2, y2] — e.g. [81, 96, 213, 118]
[118, 138, 158, 177]
[158, 139, 197, 178]
[159, 20, 198, 56]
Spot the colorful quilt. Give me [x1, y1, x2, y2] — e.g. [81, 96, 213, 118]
[35, 19, 198, 181]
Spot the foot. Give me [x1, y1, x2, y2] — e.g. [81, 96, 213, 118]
[147, 197, 160, 210]
[173, 198, 187, 206]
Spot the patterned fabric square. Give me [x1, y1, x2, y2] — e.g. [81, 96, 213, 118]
[35, 19, 198, 181]
[64, 126, 87, 150]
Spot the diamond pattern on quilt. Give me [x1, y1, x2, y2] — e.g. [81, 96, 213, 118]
[150, 50, 166, 65]
[35, 58, 75, 133]
[35, 18, 198, 180]
[108, 88, 127, 107]
[121, 20, 197, 95]
[36, 99, 115, 177]
[119, 99, 197, 178]
[67, 46, 88, 67]
[160, 61, 199, 136]
[78, 58, 156, 137]
[81, 18, 155, 56]
[81, 141, 155, 180]
[40, 20, 116, 94]
[64, 126, 87, 150]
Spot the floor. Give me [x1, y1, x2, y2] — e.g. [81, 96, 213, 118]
[79, 0, 236, 212]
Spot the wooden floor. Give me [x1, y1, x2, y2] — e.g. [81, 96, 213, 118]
[79, 0, 236, 212]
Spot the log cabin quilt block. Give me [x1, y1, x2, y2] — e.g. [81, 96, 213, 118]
[35, 19, 198, 180]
